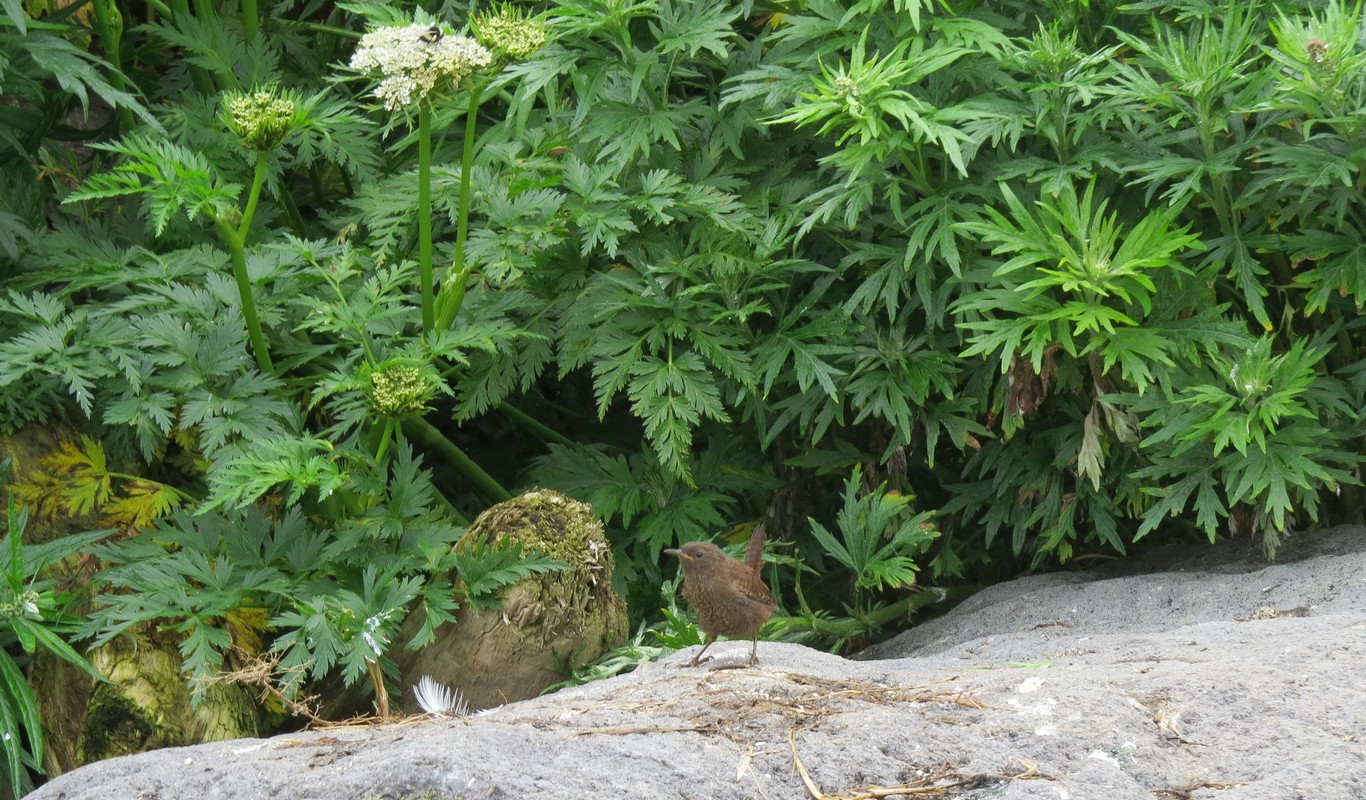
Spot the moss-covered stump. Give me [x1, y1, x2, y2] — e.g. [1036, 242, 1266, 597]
[396, 489, 627, 712]
[30, 634, 265, 774]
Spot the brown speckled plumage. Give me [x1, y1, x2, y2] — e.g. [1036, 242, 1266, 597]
[665, 524, 776, 667]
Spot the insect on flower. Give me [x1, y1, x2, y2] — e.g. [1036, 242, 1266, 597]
[351, 22, 491, 111]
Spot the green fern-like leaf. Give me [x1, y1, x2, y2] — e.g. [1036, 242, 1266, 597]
[626, 352, 729, 484]
[453, 537, 566, 606]
[202, 436, 342, 511]
[66, 135, 240, 236]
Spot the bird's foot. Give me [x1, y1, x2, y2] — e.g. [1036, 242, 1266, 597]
[683, 640, 715, 668]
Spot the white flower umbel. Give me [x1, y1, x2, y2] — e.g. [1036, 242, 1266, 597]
[350, 24, 493, 112]
[413, 675, 470, 716]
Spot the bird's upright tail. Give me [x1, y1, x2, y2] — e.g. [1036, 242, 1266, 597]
[745, 522, 766, 574]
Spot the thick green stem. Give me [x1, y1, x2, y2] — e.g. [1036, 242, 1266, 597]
[168, 0, 216, 94]
[1051, 94, 1070, 164]
[374, 417, 396, 463]
[218, 220, 274, 374]
[191, 0, 228, 91]
[89, 0, 134, 132]
[401, 417, 511, 503]
[1196, 105, 1234, 237]
[498, 402, 574, 447]
[238, 157, 269, 238]
[240, 0, 258, 41]
[434, 86, 483, 331]
[216, 157, 274, 375]
[291, 20, 361, 39]
[432, 491, 469, 526]
[418, 102, 435, 335]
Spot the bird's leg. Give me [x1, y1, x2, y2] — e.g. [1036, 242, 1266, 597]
[747, 635, 760, 667]
[688, 637, 715, 667]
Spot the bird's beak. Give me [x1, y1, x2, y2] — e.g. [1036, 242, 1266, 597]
[664, 548, 684, 559]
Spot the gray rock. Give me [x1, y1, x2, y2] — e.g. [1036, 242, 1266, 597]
[31, 526, 1366, 800]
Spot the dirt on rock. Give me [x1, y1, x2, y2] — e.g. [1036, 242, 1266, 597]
[28, 525, 1366, 800]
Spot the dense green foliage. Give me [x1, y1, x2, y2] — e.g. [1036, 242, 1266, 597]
[84, 442, 563, 702]
[2, 0, 1366, 777]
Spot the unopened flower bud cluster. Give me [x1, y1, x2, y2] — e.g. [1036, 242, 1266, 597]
[351, 24, 493, 112]
[224, 90, 297, 151]
[834, 74, 862, 114]
[368, 363, 436, 417]
[475, 7, 547, 61]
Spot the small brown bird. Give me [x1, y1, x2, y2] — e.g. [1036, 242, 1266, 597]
[665, 523, 776, 667]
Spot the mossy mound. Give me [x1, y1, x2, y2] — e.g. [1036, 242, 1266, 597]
[396, 489, 627, 711]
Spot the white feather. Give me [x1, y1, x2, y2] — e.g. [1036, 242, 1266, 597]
[413, 675, 469, 716]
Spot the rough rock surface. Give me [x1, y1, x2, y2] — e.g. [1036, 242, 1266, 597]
[30, 525, 1366, 800]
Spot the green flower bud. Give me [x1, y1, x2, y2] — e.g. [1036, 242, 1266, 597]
[223, 89, 298, 152]
[474, 6, 547, 62]
[367, 360, 438, 418]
